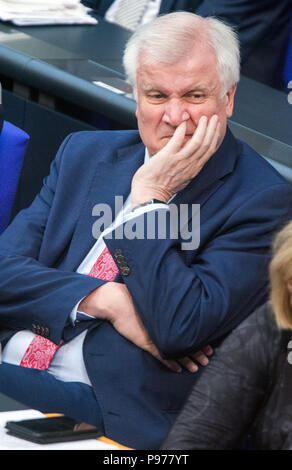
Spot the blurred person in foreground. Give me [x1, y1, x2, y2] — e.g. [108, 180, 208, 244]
[162, 219, 292, 450]
[0, 12, 292, 450]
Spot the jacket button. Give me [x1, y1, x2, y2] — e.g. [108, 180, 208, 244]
[115, 256, 124, 266]
[121, 266, 130, 276]
[118, 260, 128, 268]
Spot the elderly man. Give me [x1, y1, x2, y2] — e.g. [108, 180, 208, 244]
[0, 12, 291, 450]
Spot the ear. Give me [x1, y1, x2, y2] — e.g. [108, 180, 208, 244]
[225, 85, 237, 118]
[135, 90, 139, 119]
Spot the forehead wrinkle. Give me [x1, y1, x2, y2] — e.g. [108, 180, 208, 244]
[137, 54, 220, 98]
[140, 74, 218, 97]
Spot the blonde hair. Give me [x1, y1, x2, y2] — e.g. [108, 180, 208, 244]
[270, 220, 292, 330]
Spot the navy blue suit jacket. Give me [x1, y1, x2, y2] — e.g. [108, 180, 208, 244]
[0, 128, 292, 449]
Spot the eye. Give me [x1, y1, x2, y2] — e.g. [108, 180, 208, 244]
[185, 91, 206, 102]
[190, 93, 204, 99]
[150, 93, 165, 99]
[146, 91, 167, 101]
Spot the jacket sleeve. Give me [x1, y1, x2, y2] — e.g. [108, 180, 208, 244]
[160, 303, 281, 450]
[105, 182, 292, 358]
[0, 134, 105, 345]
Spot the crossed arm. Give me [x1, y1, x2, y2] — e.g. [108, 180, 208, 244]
[0, 116, 219, 373]
[78, 116, 220, 372]
[1, 116, 290, 376]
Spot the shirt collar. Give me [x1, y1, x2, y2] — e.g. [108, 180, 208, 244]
[144, 148, 150, 164]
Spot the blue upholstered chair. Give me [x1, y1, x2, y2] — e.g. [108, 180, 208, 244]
[0, 121, 30, 234]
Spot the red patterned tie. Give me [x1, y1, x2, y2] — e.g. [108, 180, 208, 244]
[20, 246, 118, 370]
[20, 336, 59, 370]
[88, 246, 119, 280]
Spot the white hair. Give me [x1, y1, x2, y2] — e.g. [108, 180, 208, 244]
[123, 11, 240, 99]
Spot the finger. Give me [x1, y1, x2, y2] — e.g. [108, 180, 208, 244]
[203, 344, 213, 356]
[198, 116, 221, 164]
[190, 350, 209, 366]
[202, 114, 219, 150]
[181, 115, 208, 155]
[161, 121, 187, 155]
[145, 342, 183, 372]
[185, 114, 218, 160]
[211, 119, 221, 151]
[177, 356, 199, 373]
[156, 355, 183, 373]
[205, 114, 219, 138]
[162, 359, 183, 373]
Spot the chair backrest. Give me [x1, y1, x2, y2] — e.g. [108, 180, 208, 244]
[0, 120, 30, 234]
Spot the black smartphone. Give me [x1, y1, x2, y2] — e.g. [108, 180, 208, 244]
[5, 416, 103, 444]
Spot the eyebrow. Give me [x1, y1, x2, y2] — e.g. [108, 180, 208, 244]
[142, 84, 160, 92]
[143, 85, 211, 96]
[184, 87, 209, 94]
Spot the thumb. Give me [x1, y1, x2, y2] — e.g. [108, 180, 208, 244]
[145, 342, 182, 373]
[159, 121, 187, 156]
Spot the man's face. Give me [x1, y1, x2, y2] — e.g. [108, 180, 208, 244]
[135, 43, 236, 156]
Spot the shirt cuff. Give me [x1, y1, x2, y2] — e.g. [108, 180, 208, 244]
[70, 297, 96, 325]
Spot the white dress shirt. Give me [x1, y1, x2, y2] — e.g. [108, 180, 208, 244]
[105, 0, 162, 28]
[2, 149, 169, 386]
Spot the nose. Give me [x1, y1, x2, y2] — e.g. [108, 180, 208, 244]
[162, 98, 190, 127]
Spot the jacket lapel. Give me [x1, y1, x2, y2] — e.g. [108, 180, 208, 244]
[64, 141, 145, 271]
[65, 127, 239, 269]
[174, 127, 238, 203]
[171, 127, 240, 236]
